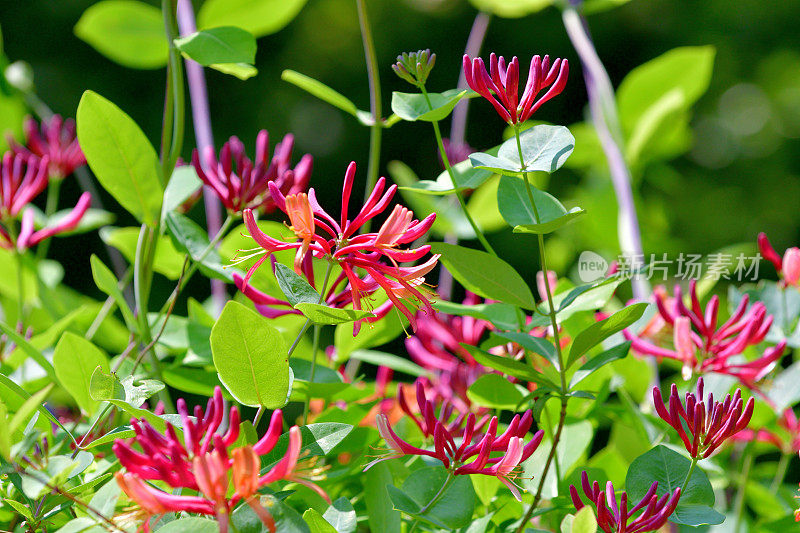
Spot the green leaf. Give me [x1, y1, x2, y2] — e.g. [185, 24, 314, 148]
[467, 374, 524, 410]
[469, 125, 575, 176]
[334, 309, 407, 360]
[566, 303, 648, 368]
[387, 466, 476, 529]
[198, 0, 308, 39]
[571, 506, 598, 533]
[433, 300, 519, 330]
[494, 331, 559, 369]
[617, 46, 716, 133]
[0, 401, 10, 461]
[294, 303, 375, 325]
[3, 498, 34, 522]
[322, 497, 357, 533]
[53, 332, 109, 416]
[260, 423, 353, 470]
[461, 344, 558, 389]
[400, 158, 493, 196]
[303, 509, 337, 533]
[364, 461, 401, 533]
[74, 0, 168, 69]
[208, 62, 258, 80]
[211, 301, 290, 408]
[155, 518, 220, 533]
[626, 445, 724, 526]
[390, 89, 469, 122]
[569, 342, 631, 389]
[468, 0, 552, 17]
[0, 320, 57, 379]
[430, 243, 536, 309]
[497, 174, 585, 233]
[274, 263, 321, 305]
[282, 70, 360, 118]
[77, 91, 163, 224]
[165, 211, 233, 281]
[174, 26, 256, 65]
[0, 373, 76, 446]
[89, 368, 172, 431]
[348, 350, 427, 377]
[162, 164, 202, 221]
[9, 384, 53, 435]
[90, 255, 137, 332]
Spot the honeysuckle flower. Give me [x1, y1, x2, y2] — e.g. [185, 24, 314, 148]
[192, 130, 312, 215]
[759, 232, 800, 287]
[623, 280, 780, 385]
[652, 377, 754, 459]
[392, 49, 436, 87]
[238, 161, 438, 332]
[366, 381, 544, 500]
[570, 471, 681, 533]
[0, 152, 92, 251]
[463, 53, 569, 125]
[14, 191, 91, 251]
[113, 387, 327, 533]
[9, 115, 85, 179]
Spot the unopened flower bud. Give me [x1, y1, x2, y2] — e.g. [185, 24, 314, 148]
[392, 49, 436, 87]
[783, 247, 800, 286]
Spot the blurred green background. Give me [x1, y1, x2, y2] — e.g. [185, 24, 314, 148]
[2, 0, 800, 300]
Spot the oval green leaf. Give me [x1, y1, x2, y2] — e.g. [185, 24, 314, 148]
[77, 91, 163, 224]
[198, 0, 308, 38]
[53, 332, 109, 416]
[174, 26, 256, 66]
[430, 242, 536, 309]
[566, 303, 648, 368]
[469, 124, 575, 176]
[211, 301, 291, 408]
[466, 373, 524, 410]
[74, 0, 168, 69]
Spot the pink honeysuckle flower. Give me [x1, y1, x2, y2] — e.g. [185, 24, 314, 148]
[238, 161, 438, 332]
[623, 280, 781, 386]
[113, 387, 327, 532]
[652, 377, 754, 459]
[570, 471, 681, 533]
[0, 152, 91, 251]
[759, 232, 800, 287]
[0, 152, 49, 220]
[14, 191, 91, 251]
[463, 53, 569, 125]
[192, 130, 312, 215]
[9, 115, 85, 179]
[734, 407, 800, 454]
[365, 381, 544, 501]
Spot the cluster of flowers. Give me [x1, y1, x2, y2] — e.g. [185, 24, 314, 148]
[234, 161, 439, 333]
[367, 381, 544, 500]
[1, 116, 90, 251]
[113, 387, 325, 532]
[625, 280, 785, 386]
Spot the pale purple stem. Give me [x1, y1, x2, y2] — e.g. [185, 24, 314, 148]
[438, 11, 491, 300]
[562, 7, 649, 301]
[177, 0, 226, 312]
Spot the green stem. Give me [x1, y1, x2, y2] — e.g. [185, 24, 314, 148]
[253, 406, 265, 427]
[302, 261, 334, 425]
[70, 405, 112, 459]
[681, 456, 699, 495]
[355, 0, 382, 231]
[733, 449, 753, 533]
[420, 85, 496, 256]
[35, 178, 62, 261]
[512, 126, 565, 389]
[514, 124, 570, 533]
[771, 452, 790, 492]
